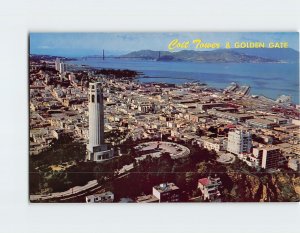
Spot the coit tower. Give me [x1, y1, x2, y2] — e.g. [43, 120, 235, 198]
[87, 82, 113, 162]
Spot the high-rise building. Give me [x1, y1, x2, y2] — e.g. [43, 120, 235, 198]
[227, 129, 252, 156]
[59, 62, 67, 74]
[68, 73, 75, 83]
[253, 147, 282, 169]
[86, 82, 114, 162]
[55, 58, 60, 71]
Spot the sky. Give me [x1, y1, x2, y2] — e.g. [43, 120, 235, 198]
[30, 32, 299, 57]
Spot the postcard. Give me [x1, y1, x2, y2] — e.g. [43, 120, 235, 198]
[29, 32, 299, 203]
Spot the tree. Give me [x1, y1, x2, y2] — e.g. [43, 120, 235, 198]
[207, 126, 218, 134]
[185, 172, 198, 191]
[196, 128, 205, 136]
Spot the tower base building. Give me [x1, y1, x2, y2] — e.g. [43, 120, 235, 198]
[87, 144, 114, 162]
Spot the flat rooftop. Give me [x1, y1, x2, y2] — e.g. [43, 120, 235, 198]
[247, 118, 275, 124]
[153, 183, 179, 193]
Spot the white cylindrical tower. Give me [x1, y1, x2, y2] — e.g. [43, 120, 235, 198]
[88, 82, 104, 147]
[86, 82, 113, 162]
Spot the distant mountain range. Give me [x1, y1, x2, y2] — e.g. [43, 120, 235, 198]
[120, 48, 298, 63]
[232, 48, 298, 63]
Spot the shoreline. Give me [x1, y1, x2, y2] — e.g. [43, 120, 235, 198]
[36, 55, 298, 105]
[68, 62, 297, 105]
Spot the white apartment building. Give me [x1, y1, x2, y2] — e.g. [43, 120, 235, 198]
[59, 62, 67, 74]
[227, 129, 252, 157]
[198, 176, 222, 201]
[200, 136, 226, 152]
[55, 58, 60, 71]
